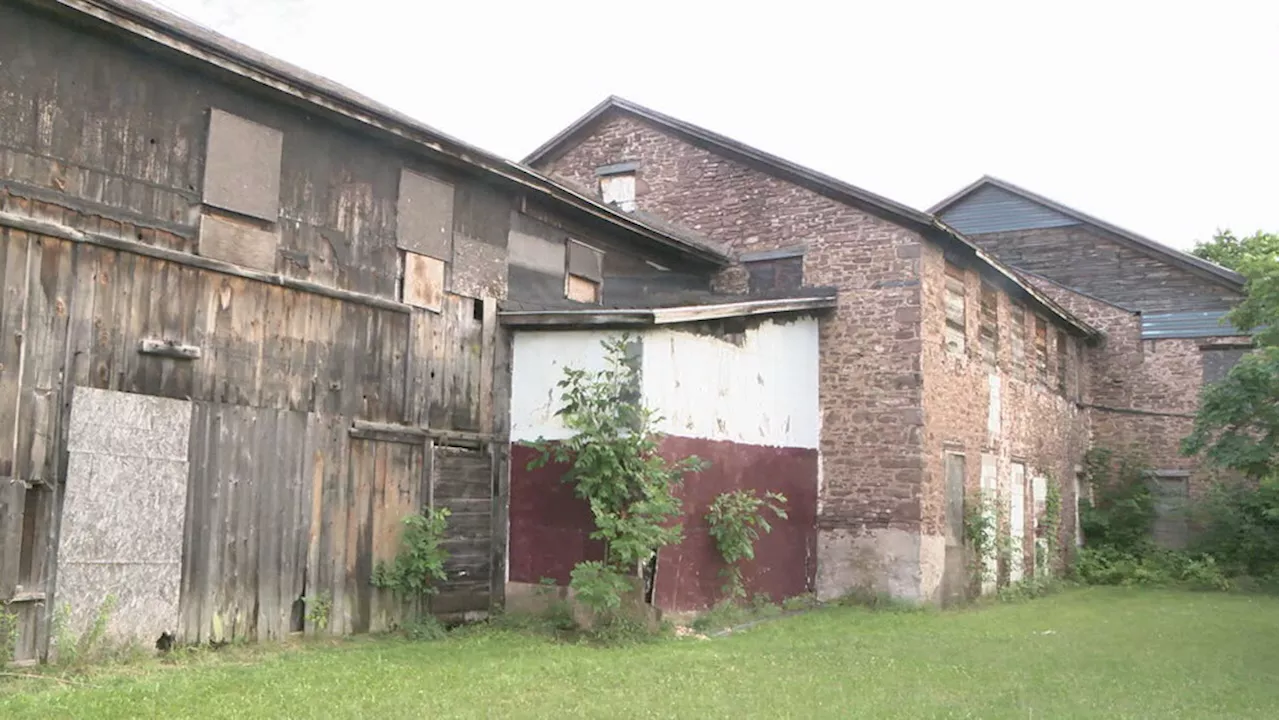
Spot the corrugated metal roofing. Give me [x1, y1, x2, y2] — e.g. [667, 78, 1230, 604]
[1141, 311, 1246, 339]
[938, 184, 1080, 235]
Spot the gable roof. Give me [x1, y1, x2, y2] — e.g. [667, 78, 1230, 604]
[48, 0, 730, 266]
[525, 95, 936, 230]
[526, 96, 1100, 340]
[930, 176, 1245, 289]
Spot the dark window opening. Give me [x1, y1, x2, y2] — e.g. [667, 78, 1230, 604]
[472, 298, 484, 322]
[745, 256, 804, 294]
[1202, 347, 1249, 386]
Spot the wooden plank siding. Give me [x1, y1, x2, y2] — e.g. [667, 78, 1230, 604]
[0, 211, 504, 661]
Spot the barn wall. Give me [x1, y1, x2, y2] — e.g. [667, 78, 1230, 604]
[507, 317, 821, 612]
[0, 0, 516, 658]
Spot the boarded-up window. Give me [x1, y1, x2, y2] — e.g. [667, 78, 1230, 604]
[566, 239, 603, 304]
[1055, 329, 1069, 394]
[1202, 347, 1249, 386]
[746, 256, 804, 293]
[566, 274, 600, 303]
[979, 282, 998, 368]
[600, 173, 636, 212]
[402, 251, 445, 312]
[202, 108, 283, 222]
[397, 169, 454, 260]
[1034, 316, 1048, 384]
[1010, 302, 1026, 380]
[944, 261, 966, 356]
[944, 452, 965, 547]
[1149, 471, 1190, 549]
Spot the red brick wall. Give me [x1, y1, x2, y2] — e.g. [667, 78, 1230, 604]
[536, 112, 930, 599]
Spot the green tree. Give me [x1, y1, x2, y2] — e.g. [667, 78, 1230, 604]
[1182, 231, 1278, 479]
[1191, 229, 1278, 273]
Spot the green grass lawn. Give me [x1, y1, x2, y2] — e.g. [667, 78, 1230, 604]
[2, 587, 1275, 719]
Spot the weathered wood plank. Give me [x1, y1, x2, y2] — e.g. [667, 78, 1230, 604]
[426, 294, 450, 428]
[490, 320, 512, 611]
[254, 408, 281, 641]
[0, 230, 32, 481]
[478, 298, 497, 434]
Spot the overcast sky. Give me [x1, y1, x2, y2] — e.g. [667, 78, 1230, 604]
[155, 0, 1278, 250]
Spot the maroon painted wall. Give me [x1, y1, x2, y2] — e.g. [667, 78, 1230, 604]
[508, 437, 818, 612]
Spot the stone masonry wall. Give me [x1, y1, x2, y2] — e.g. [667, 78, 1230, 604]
[536, 112, 932, 600]
[967, 225, 1240, 313]
[920, 247, 1090, 602]
[1024, 276, 1250, 502]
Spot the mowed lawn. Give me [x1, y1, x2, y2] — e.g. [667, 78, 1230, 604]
[2, 587, 1275, 719]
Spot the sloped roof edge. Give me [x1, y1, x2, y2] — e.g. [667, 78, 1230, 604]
[524, 95, 933, 229]
[526, 97, 1098, 339]
[930, 175, 1245, 289]
[51, 0, 730, 265]
[499, 294, 838, 328]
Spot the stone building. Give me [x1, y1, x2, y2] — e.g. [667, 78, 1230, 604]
[931, 176, 1249, 548]
[525, 97, 1108, 603]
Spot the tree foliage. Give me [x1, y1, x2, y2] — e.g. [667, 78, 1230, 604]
[1182, 347, 1278, 479]
[1191, 229, 1278, 273]
[1182, 230, 1278, 479]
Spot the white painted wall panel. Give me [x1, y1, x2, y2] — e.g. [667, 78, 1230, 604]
[642, 318, 820, 449]
[510, 317, 821, 449]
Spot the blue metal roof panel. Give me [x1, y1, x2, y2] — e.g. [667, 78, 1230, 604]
[938, 185, 1080, 235]
[1141, 311, 1247, 339]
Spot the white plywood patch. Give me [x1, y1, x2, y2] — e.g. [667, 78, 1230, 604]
[1009, 462, 1026, 584]
[980, 454, 998, 594]
[403, 251, 445, 312]
[58, 388, 192, 649]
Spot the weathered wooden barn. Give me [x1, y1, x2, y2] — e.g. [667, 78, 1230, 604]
[0, 0, 730, 663]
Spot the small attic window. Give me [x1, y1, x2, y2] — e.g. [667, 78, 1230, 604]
[596, 161, 638, 213]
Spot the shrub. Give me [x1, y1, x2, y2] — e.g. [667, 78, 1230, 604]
[1073, 547, 1231, 591]
[706, 490, 787, 601]
[370, 507, 451, 597]
[1078, 449, 1156, 554]
[1192, 475, 1279, 580]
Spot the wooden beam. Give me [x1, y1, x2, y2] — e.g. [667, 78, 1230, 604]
[0, 210, 411, 315]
